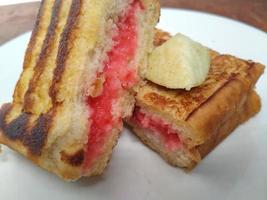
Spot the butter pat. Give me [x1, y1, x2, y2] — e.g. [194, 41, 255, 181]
[146, 33, 211, 90]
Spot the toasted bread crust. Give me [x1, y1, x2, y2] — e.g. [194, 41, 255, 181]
[128, 29, 264, 168]
[128, 90, 261, 168]
[137, 55, 264, 122]
[13, 0, 55, 105]
[153, 29, 171, 46]
[0, 0, 160, 180]
[196, 90, 261, 159]
[24, 0, 63, 110]
[137, 31, 264, 145]
[185, 58, 263, 145]
[136, 56, 264, 147]
[0, 103, 52, 156]
[49, 0, 81, 103]
[0, 0, 85, 180]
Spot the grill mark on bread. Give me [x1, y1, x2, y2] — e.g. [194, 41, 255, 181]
[0, 0, 76, 157]
[60, 149, 84, 167]
[0, 103, 51, 156]
[185, 62, 256, 121]
[0, 0, 84, 167]
[13, 0, 54, 104]
[0, 104, 14, 133]
[24, 114, 52, 155]
[21, 0, 45, 70]
[185, 76, 236, 121]
[0, 0, 161, 179]
[2, 113, 29, 141]
[23, 0, 63, 112]
[50, 0, 82, 103]
[12, 0, 44, 103]
[141, 54, 262, 121]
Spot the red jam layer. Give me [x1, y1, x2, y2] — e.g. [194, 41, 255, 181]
[132, 107, 182, 151]
[84, 1, 141, 170]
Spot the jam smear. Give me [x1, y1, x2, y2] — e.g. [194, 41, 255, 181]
[132, 107, 182, 151]
[84, 1, 141, 170]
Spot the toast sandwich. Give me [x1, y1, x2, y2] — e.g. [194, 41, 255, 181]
[126, 30, 264, 168]
[0, 0, 160, 180]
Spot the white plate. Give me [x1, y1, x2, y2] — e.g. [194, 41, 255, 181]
[0, 0, 39, 6]
[0, 9, 267, 200]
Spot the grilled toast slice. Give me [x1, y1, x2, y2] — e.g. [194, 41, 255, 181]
[0, 0, 160, 180]
[127, 30, 264, 168]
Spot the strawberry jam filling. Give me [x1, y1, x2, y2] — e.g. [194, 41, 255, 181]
[132, 107, 182, 151]
[84, 1, 141, 170]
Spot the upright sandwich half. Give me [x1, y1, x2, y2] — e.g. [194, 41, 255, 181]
[127, 30, 264, 168]
[0, 0, 160, 180]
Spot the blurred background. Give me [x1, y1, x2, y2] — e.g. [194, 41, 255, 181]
[0, 0, 266, 45]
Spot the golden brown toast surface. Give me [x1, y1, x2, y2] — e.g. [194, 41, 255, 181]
[138, 53, 264, 119]
[0, 0, 89, 179]
[128, 90, 261, 168]
[0, 0, 160, 180]
[128, 29, 264, 168]
[133, 30, 264, 149]
[137, 51, 264, 122]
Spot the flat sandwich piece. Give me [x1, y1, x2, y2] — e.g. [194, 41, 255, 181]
[126, 30, 264, 169]
[0, 0, 160, 180]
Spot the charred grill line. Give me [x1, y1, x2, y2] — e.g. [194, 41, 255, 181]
[50, 0, 82, 103]
[0, 104, 52, 156]
[185, 62, 255, 121]
[21, 0, 46, 71]
[185, 76, 236, 121]
[0, 0, 70, 156]
[60, 149, 84, 167]
[12, 0, 46, 103]
[23, 0, 63, 111]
